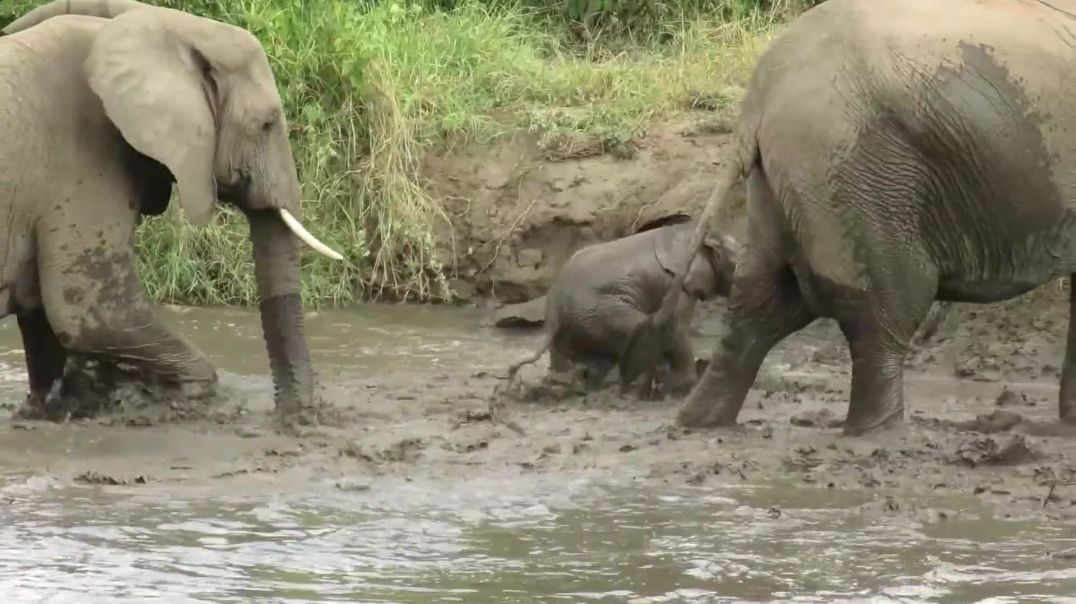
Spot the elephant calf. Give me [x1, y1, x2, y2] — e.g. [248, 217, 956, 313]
[507, 219, 736, 396]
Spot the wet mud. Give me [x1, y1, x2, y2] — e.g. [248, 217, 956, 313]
[2, 283, 1075, 529]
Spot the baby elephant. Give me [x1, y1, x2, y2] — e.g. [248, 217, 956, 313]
[507, 219, 736, 396]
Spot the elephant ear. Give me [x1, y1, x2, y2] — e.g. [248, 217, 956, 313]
[653, 222, 696, 276]
[84, 8, 220, 226]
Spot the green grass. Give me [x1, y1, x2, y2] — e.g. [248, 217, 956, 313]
[3, 0, 800, 307]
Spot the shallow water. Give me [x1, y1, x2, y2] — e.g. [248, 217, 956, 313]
[2, 473, 1076, 603]
[0, 305, 1075, 602]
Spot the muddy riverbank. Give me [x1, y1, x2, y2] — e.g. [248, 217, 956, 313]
[1, 283, 1075, 526]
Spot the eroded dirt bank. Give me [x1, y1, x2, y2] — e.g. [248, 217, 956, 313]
[0, 285, 1075, 526]
[422, 117, 743, 303]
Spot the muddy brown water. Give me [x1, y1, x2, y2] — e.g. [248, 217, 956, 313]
[0, 297, 1075, 602]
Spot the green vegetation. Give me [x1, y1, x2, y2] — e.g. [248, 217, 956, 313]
[3, 0, 813, 307]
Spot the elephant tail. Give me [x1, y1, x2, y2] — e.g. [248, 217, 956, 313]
[506, 333, 553, 381]
[3, 0, 145, 35]
[656, 149, 751, 325]
[618, 136, 756, 387]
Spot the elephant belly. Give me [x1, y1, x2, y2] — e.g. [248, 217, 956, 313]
[932, 226, 1076, 304]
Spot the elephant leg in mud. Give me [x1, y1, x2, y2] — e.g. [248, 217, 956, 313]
[626, 301, 697, 400]
[831, 269, 937, 434]
[1060, 277, 1076, 423]
[677, 166, 817, 427]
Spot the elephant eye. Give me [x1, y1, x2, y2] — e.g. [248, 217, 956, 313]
[261, 119, 275, 133]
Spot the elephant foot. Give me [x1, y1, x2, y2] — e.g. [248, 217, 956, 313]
[271, 394, 346, 434]
[841, 406, 904, 437]
[676, 394, 740, 428]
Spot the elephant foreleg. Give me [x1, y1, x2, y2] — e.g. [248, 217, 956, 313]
[1059, 275, 1076, 424]
[14, 306, 66, 419]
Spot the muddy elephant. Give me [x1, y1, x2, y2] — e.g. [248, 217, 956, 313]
[623, 0, 1076, 435]
[508, 219, 736, 395]
[0, 0, 343, 419]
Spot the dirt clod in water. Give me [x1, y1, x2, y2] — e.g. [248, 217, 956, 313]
[950, 434, 1041, 467]
[74, 471, 147, 486]
[956, 409, 1026, 433]
[790, 408, 842, 429]
[343, 437, 427, 465]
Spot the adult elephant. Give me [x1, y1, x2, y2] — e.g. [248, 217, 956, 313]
[0, 0, 343, 420]
[622, 0, 1076, 435]
[508, 219, 736, 396]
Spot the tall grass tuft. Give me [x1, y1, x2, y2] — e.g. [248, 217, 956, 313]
[2, 0, 793, 307]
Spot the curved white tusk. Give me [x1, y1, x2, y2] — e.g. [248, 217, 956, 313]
[278, 209, 344, 261]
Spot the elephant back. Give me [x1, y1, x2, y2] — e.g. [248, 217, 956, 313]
[653, 220, 697, 277]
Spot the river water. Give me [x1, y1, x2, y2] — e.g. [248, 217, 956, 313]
[0, 304, 1073, 602]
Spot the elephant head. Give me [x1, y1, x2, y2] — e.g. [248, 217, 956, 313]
[653, 222, 736, 300]
[3, 1, 344, 415]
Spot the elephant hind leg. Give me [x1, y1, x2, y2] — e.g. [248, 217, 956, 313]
[829, 267, 937, 435]
[37, 215, 217, 394]
[678, 165, 816, 428]
[678, 261, 815, 427]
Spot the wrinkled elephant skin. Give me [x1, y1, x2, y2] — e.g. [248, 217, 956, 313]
[642, 0, 1076, 435]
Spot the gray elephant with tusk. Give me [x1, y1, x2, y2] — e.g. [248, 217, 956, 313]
[0, 0, 344, 420]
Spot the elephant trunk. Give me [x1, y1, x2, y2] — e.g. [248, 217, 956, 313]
[247, 210, 313, 415]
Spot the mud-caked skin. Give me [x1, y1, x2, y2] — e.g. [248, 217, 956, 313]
[0, 0, 343, 420]
[507, 220, 736, 397]
[630, 0, 1076, 435]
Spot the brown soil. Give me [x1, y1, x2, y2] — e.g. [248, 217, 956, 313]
[421, 115, 743, 304]
[4, 285, 1076, 524]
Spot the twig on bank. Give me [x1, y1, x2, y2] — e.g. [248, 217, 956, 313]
[1042, 481, 1076, 508]
[479, 197, 536, 275]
